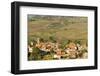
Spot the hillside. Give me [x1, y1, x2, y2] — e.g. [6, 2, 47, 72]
[28, 15, 88, 44]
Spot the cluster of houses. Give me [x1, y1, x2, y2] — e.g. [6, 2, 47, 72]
[28, 38, 88, 60]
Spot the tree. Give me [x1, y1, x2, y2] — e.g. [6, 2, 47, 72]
[49, 36, 56, 43]
[74, 40, 81, 45]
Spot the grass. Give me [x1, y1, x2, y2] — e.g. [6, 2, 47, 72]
[28, 16, 87, 44]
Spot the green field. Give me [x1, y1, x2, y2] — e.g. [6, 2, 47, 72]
[28, 15, 88, 44]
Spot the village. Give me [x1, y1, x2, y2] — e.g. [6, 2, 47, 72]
[28, 38, 88, 60]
